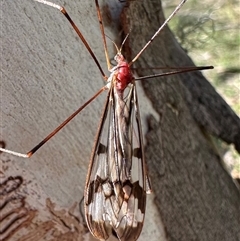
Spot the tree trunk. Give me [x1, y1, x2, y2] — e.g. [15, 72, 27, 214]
[121, 0, 240, 240]
[1, 0, 239, 241]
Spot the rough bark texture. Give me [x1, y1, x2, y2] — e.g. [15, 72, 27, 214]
[1, 1, 164, 240]
[121, 0, 240, 240]
[1, 0, 240, 241]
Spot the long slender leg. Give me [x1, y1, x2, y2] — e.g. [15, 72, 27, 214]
[129, 0, 187, 66]
[0, 87, 107, 158]
[95, 0, 112, 71]
[135, 66, 214, 81]
[34, 0, 108, 80]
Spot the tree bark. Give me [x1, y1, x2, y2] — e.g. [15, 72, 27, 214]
[121, 0, 240, 240]
[1, 0, 239, 241]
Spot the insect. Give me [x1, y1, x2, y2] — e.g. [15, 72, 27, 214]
[0, 0, 213, 240]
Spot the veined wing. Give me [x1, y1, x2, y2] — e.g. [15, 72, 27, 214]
[84, 81, 148, 241]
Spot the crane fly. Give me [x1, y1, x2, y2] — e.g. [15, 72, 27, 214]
[0, 0, 213, 240]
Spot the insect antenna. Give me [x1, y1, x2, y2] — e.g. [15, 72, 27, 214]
[105, 34, 120, 54]
[119, 32, 130, 52]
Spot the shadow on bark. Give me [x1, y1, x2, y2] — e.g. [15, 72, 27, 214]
[120, 0, 240, 240]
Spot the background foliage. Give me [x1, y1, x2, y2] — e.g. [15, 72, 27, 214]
[164, 0, 240, 177]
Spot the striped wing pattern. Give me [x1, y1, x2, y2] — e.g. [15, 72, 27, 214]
[84, 82, 147, 241]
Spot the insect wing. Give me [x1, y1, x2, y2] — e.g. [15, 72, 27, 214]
[84, 83, 147, 241]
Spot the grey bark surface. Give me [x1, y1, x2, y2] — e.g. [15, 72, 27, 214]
[1, 0, 240, 241]
[121, 0, 240, 240]
[1, 1, 164, 240]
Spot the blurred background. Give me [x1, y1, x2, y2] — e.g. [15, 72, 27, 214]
[163, 0, 239, 179]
